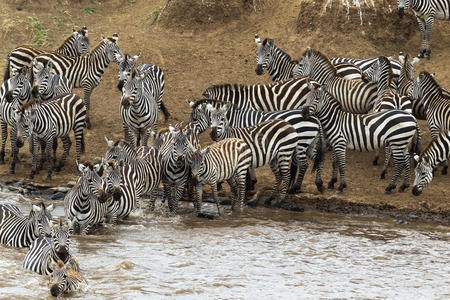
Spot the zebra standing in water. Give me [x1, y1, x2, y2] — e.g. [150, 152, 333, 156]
[254, 34, 363, 81]
[32, 60, 72, 101]
[14, 93, 86, 180]
[293, 48, 379, 114]
[412, 132, 450, 195]
[210, 107, 298, 205]
[410, 71, 450, 174]
[302, 84, 421, 194]
[49, 259, 87, 298]
[23, 218, 78, 275]
[0, 202, 54, 248]
[0, 67, 32, 173]
[189, 99, 325, 193]
[4, 26, 90, 80]
[33, 33, 123, 129]
[203, 76, 320, 111]
[186, 138, 252, 215]
[120, 68, 161, 147]
[117, 53, 170, 121]
[398, 0, 450, 59]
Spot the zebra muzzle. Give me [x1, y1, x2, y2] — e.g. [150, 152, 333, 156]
[98, 189, 108, 203]
[50, 284, 62, 297]
[210, 127, 219, 141]
[5, 91, 14, 103]
[301, 106, 311, 118]
[412, 186, 422, 196]
[255, 64, 264, 75]
[397, 7, 404, 17]
[117, 80, 124, 91]
[113, 187, 122, 201]
[121, 97, 131, 109]
[56, 248, 69, 263]
[32, 85, 40, 98]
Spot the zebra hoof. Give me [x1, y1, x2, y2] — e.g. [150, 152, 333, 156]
[442, 167, 448, 175]
[398, 185, 408, 193]
[85, 121, 92, 130]
[45, 175, 52, 182]
[380, 172, 386, 180]
[288, 186, 301, 194]
[327, 182, 335, 189]
[29, 173, 34, 179]
[9, 169, 15, 175]
[372, 159, 378, 166]
[384, 189, 392, 195]
[16, 140, 24, 148]
[316, 183, 325, 193]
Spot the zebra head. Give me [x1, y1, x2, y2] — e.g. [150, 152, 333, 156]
[187, 144, 210, 184]
[409, 72, 439, 108]
[49, 259, 87, 297]
[363, 56, 392, 85]
[14, 103, 36, 145]
[412, 155, 433, 196]
[209, 104, 230, 142]
[302, 83, 327, 119]
[32, 60, 56, 99]
[77, 161, 108, 203]
[52, 218, 71, 263]
[397, 0, 410, 17]
[31, 202, 55, 238]
[172, 127, 192, 162]
[189, 101, 211, 134]
[117, 53, 140, 91]
[104, 160, 123, 202]
[255, 36, 274, 76]
[121, 69, 144, 109]
[398, 53, 420, 82]
[104, 33, 123, 64]
[73, 26, 90, 55]
[4, 67, 31, 103]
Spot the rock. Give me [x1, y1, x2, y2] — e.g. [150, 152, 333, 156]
[50, 186, 71, 193]
[30, 190, 41, 196]
[67, 181, 77, 188]
[50, 192, 66, 201]
[395, 219, 408, 225]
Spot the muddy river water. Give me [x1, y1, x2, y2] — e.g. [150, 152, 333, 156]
[0, 190, 448, 299]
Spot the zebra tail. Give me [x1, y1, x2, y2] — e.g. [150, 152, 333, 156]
[81, 131, 85, 154]
[288, 155, 298, 189]
[3, 53, 10, 81]
[413, 123, 422, 157]
[311, 136, 324, 173]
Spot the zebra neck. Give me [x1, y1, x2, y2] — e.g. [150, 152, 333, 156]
[89, 42, 110, 72]
[267, 48, 294, 81]
[422, 90, 441, 108]
[55, 36, 75, 54]
[316, 100, 345, 130]
[376, 77, 391, 96]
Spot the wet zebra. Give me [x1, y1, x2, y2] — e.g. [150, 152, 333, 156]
[23, 218, 78, 275]
[186, 138, 252, 214]
[255, 34, 363, 81]
[117, 53, 170, 121]
[0, 202, 54, 248]
[0, 67, 32, 173]
[202, 76, 320, 111]
[32, 60, 72, 101]
[14, 93, 86, 180]
[33, 33, 123, 129]
[302, 84, 421, 194]
[210, 110, 298, 205]
[64, 162, 108, 235]
[4, 26, 90, 81]
[293, 48, 378, 114]
[49, 259, 87, 298]
[120, 67, 161, 147]
[412, 131, 450, 195]
[398, 0, 450, 59]
[189, 99, 325, 193]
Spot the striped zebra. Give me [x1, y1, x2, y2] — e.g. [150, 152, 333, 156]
[32, 60, 72, 101]
[4, 26, 90, 81]
[254, 34, 363, 81]
[33, 33, 123, 129]
[329, 56, 402, 84]
[302, 84, 421, 194]
[293, 48, 378, 114]
[412, 131, 450, 195]
[0, 67, 32, 173]
[117, 53, 170, 121]
[49, 259, 87, 298]
[398, 0, 450, 59]
[104, 138, 162, 211]
[189, 99, 325, 193]
[186, 138, 252, 215]
[202, 76, 320, 111]
[209, 109, 298, 205]
[410, 71, 450, 174]
[0, 202, 54, 248]
[120, 67, 161, 147]
[14, 93, 86, 180]
[23, 218, 78, 275]
[64, 161, 108, 235]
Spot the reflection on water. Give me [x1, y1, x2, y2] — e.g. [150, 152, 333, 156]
[0, 191, 448, 299]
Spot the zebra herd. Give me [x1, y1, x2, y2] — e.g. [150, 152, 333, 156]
[0, 15, 449, 297]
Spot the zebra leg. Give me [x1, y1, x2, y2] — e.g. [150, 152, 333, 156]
[56, 136, 71, 172]
[160, 102, 171, 122]
[289, 155, 308, 194]
[45, 138, 55, 181]
[398, 152, 411, 192]
[246, 167, 257, 190]
[442, 161, 448, 175]
[380, 145, 391, 179]
[335, 147, 347, 193]
[227, 177, 238, 211]
[142, 129, 152, 147]
[29, 138, 39, 179]
[267, 160, 282, 206]
[314, 157, 325, 193]
[0, 120, 7, 164]
[148, 190, 158, 211]
[9, 126, 19, 174]
[236, 174, 247, 212]
[416, 17, 428, 58]
[328, 150, 338, 189]
[82, 85, 94, 129]
[210, 180, 221, 216]
[423, 16, 434, 60]
[385, 149, 404, 194]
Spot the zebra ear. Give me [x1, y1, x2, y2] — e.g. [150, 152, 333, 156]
[77, 161, 87, 173]
[413, 154, 420, 162]
[117, 140, 124, 150]
[305, 47, 312, 57]
[254, 34, 261, 45]
[188, 101, 195, 107]
[112, 33, 119, 42]
[306, 79, 315, 90]
[205, 103, 214, 112]
[82, 26, 88, 35]
[104, 137, 114, 148]
[412, 57, 420, 65]
[398, 52, 405, 64]
[201, 147, 211, 156]
[423, 155, 430, 164]
[46, 204, 55, 212]
[133, 52, 141, 61]
[45, 60, 53, 70]
[32, 204, 42, 213]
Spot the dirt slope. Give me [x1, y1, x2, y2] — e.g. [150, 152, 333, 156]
[0, 0, 448, 219]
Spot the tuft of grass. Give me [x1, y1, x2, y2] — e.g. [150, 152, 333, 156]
[128, 0, 137, 5]
[53, 9, 69, 28]
[27, 17, 49, 47]
[84, 6, 98, 16]
[148, 8, 160, 25]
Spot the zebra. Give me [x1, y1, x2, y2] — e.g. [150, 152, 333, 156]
[189, 99, 325, 193]
[49, 259, 87, 298]
[120, 68, 161, 147]
[14, 93, 86, 180]
[410, 71, 450, 174]
[104, 138, 162, 211]
[202, 76, 320, 111]
[117, 53, 170, 121]
[293, 47, 379, 114]
[33, 33, 123, 129]
[31, 60, 72, 101]
[23, 218, 78, 275]
[301, 84, 421, 194]
[209, 108, 298, 205]
[254, 34, 363, 81]
[186, 138, 252, 215]
[4, 26, 90, 81]
[0, 67, 32, 173]
[64, 161, 108, 235]
[0, 202, 54, 248]
[412, 131, 450, 195]
[398, 0, 450, 59]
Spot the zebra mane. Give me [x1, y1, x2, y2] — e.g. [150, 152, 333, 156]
[56, 29, 87, 50]
[378, 56, 393, 85]
[191, 99, 234, 109]
[420, 71, 443, 96]
[304, 48, 337, 75]
[20, 99, 38, 111]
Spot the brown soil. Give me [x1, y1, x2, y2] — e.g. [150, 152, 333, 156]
[0, 0, 448, 224]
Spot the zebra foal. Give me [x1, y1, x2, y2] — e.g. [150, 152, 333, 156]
[49, 259, 87, 298]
